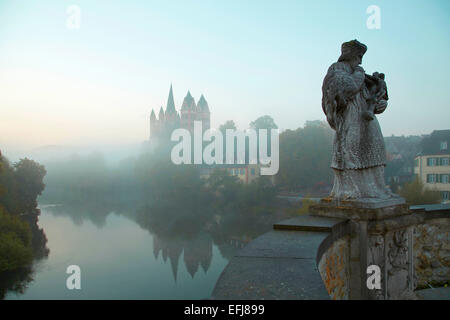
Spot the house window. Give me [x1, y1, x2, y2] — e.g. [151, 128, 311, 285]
[442, 191, 449, 201]
[427, 174, 437, 183]
[441, 157, 450, 166]
[441, 141, 448, 150]
[251, 168, 255, 176]
[427, 157, 438, 166]
[441, 174, 450, 184]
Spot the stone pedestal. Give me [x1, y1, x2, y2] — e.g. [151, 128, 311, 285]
[311, 197, 422, 300]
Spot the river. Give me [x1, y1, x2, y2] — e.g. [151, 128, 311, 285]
[4, 204, 239, 300]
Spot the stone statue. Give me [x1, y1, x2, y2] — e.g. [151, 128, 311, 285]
[322, 40, 396, 200]
[314, 44, 415, 299]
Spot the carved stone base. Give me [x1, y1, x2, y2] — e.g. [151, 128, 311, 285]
[311, 196, 418, 299]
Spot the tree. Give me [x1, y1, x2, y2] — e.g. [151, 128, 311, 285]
[250, 115, 278, 130]
[0, 153, 48, 276]
[219, 120, 237, 134]
[249, 116, 278, 163]
[207, 169, 242, 208]
[276, 120, 333, 192]
[398, 178, 441, 205]
[0, 208, 33, 272]
[13, 158, 46, 213]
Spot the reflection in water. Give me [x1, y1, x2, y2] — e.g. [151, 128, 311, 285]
[42, 199, 137, 228]
[135, 199, 275, 280]
[0, 268, 34, 300]
[152, 232, 213, 280]
[2, 193, 284, 299]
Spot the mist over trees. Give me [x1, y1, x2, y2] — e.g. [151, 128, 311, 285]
[276, 120, 334, 193]
[5, 117, 431, 267]
[39, 116, 429, 206]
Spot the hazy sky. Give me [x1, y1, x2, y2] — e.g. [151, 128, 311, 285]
[1, 0, 449, 152]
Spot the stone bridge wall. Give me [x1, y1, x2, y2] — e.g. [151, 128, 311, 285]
[414, 217, 450, 288]
[317, 209, 450, 300]
[212, 205, 449, 300]
[318, 236, 350, 300]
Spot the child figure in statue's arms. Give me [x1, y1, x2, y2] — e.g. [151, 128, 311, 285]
[363, 72, 388, 121]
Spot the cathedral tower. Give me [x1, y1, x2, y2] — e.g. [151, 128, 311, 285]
[180, 91, 197, 132]
[149, 85, 211, 141]
[197, 94, 210, 130]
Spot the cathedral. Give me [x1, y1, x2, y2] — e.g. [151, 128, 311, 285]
[149, 85, 211, 141]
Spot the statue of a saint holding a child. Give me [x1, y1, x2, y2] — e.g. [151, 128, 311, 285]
[322, 40, 397, 200]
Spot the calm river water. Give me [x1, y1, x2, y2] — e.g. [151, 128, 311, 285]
[5, 204, 239, 300]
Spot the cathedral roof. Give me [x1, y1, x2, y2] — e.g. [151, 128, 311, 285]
[197, 94, 210, 113]
[181, 90, 196, 111]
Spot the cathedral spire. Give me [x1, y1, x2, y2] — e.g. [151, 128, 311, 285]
[197, 94, 210, 113]
[150, 109, 156, 120]
[166, 84, 176, 115]
[158, 106, 165, 121]
[181, 90, 196, 111]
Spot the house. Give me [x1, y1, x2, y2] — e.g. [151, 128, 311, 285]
[414, 130, 450, 202]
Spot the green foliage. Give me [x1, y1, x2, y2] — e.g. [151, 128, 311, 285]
[0, 157, 17, 214]
[0, 153, 47, 276]
[206, 169, 276, 210]
[13, 158, 46, 213]
[399, 178, 441, 205]
[0, 156, 46, 215]
[0, 209, 33, 272]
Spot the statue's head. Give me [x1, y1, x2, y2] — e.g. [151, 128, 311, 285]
[338, 39, 367, 69]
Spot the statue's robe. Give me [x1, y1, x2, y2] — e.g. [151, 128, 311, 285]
[322, 62, 393, 199]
